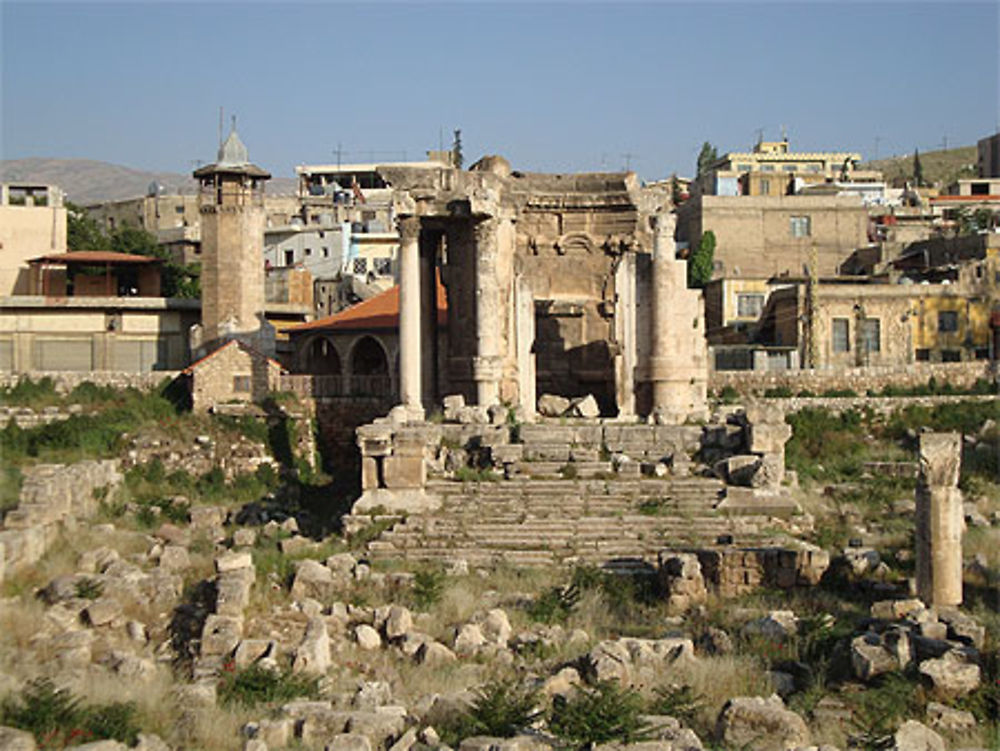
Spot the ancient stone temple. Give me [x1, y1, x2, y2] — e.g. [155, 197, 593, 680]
[378, 155, 708, 423]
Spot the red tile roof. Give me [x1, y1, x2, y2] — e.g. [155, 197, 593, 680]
[30, 251, 160, 265]
[288, 278, 448, 334]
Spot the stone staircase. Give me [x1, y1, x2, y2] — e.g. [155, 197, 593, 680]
[356, 473, 788, 568]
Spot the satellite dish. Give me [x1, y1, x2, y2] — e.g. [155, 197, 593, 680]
[147, 180, 163, 197]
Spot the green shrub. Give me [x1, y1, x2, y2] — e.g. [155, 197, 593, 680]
[526, 583, 580, 624]
[763, 386, 793, 398]
[0, 678, 142, 747]
[0, 377, 59, 408]
[0, 465, 23, 515]
[464, 678, 542, 737]
[820, 388, 858, 398]
[217, 664, 320, 708]
[74, 578, 104, 600]
[548, 680, 649, 749]
[454, 466, 500, 483]
[846, 672, 922, 749]
[716, 385, 740, 404]
[785, 407, 866, 481]
[411, 568, 446, 610]
[648, 684, 705, 727]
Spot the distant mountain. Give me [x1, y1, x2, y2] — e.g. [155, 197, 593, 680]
[862, 145, 977, 188]
[0, 157, 298, 204]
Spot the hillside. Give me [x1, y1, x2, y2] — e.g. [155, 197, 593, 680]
[0, 157, 297, 204]
[862, 144, 977, 188]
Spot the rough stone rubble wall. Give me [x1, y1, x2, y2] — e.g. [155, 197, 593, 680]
[0, 460, 122, 583]
[710, 360, 992, 395]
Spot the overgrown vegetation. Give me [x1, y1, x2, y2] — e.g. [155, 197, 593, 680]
[217, 663, 320, 708]
[548, 680, 649, 749]
[1, 678, 142, 748]
[439, 677, 542, 745]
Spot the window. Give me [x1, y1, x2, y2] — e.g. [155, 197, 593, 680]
[760, 179, 771, 196]
[861, 318, 881, 353]
[971, 182, 989, 196]
[353, 257, 368, 274]
[304, 247, 312, 256]
[783, 165, 797, 172]
[175, 205, 184, 213]
[233, 375, 251, 393]
[736, 163, 751, 171]
[941, 350, 961, 362]
[938, 310, 959, 333]
[832, 318, 850, 352]
[760, 164, 775, 172]
[736, 293, 765, 318]
[916, 349, 930, 361]
[806, 164, 821, 173]
[790, 216, 812, 238]
[322, 247, 329, 258]
[976, 348, 989, 360]
[373, 257, 393, 276]
[284, 249, 294, 266]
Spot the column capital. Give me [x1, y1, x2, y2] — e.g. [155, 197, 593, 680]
[396, 216, 421, 243]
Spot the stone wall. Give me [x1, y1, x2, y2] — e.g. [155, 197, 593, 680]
[0, 405, 80, 428]
[0, 370, 179, 392]
[710, 361, 993, 395]
[663, 545, 830, 598]
[0, 460, 121, 583]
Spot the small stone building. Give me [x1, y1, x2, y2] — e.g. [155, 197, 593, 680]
[182, 339, 284, 411]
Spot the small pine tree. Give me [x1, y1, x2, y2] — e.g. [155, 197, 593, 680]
[688, 230, 715, 288]
[696, 142, 718, 177]
[913, 149, 925, 187]
[452, 129, 463, 169]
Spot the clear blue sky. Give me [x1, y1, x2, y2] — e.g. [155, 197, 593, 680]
[2, 1, 998, 181]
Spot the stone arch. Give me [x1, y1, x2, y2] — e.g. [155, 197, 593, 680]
[554, 232, 596, 255]
[348, 334, 390, 376]
[300, 335, 342, 376]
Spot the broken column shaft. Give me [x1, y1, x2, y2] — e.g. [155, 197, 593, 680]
[915, 432, 963, 608]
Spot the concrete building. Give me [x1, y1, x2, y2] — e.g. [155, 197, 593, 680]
[696, 139, 881, 197]
[676, 193, 872, 280]
[978, 132, 1000, 178]
[0, 184, 67, 296]
[183, 338, 283, 411]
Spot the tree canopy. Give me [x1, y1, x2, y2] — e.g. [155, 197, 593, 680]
[696, 142, 718, 177]
[65, 203, 200, 298]
[688, 230, 715, 288]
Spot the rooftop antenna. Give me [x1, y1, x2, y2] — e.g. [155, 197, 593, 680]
[781, 124, 788, 142]
[621, 153, 637, 171]
[754, 127, 764, 149]
[218, 107, 223, 150]
[231, 114, 237, 134]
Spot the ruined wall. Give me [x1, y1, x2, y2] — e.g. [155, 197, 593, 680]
[710, 360, 993, 395]
[0, 370, 180, 392]
[0, 460, 121, 583]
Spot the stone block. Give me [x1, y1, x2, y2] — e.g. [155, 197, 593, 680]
[201, 614, 243, 657]
[383, 456, 425, 490]
[84, 597, 122, 627]
[362, 457, 380, 491]
[537, 394, 570, 417]
[215, 551, 253, 573]
[748, 422, 792, 454]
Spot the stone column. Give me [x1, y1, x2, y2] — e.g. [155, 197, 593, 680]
[397, 216, 423, 416]
[916, 432, 964, 608]
[647, 213, 708, 423]
[514, 274, 536, 420]
[615, 252, 637, 418]
[473, 217, 502, 406]
[419, 230, 440, 407]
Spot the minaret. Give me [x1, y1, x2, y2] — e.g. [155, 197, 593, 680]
[193, 120, 271, 354]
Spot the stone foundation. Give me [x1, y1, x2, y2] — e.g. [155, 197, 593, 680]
[663, 544, 830, 598]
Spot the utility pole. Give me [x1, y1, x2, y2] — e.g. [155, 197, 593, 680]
[621, 153, 637, 172]
[873, 136, 881, 162]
